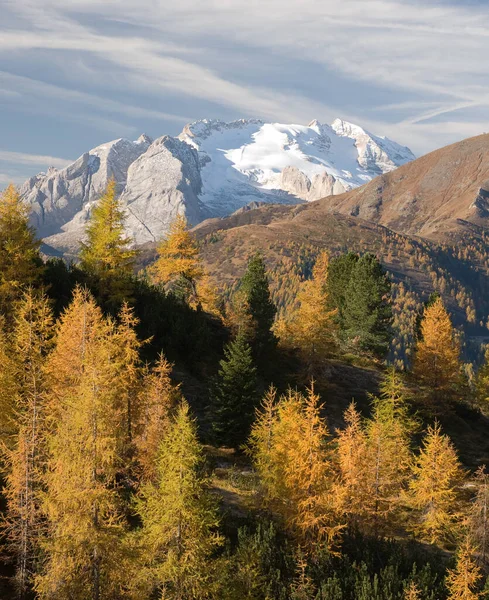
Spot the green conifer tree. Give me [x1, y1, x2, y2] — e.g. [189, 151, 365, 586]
[239, 253, 277, 360]
[211, 332, 258, 448]
[79, 179, 136, 308]
[326, 252, 359, 327]
[342, 253, 392, 358]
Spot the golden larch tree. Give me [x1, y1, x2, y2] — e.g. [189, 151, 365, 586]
[151, 214, 204, 304]
[0, 184, 42, 318]
[404, 581, 422, 600]
[35, 288, 133, 599]
[79, 179, 136, 307]
[2, 289, 54, 599]
[275, 251, 338, 371]
[407, 422, 465, 545]
[249, 386, 342, 552]
[446, 537, 482, 600]
[467, 466, 489, 567]
[134, 354, 179, 482]
[134, 401, 222, 599]
[413, 297, 461, 403]
[335, 401, 369, 525]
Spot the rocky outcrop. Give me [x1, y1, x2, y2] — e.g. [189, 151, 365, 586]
[279, 166, 347, 201]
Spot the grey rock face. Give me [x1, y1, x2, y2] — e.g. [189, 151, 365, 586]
[279, 167, 347, 201]
[121, 136, 205, 245]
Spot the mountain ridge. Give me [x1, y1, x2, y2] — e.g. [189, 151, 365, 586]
[16, 118, 414, 252]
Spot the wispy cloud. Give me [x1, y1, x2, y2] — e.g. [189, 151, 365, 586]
[0, 150, 72, 169]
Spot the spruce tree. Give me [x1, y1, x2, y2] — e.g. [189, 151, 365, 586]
[211, 332, 258, 448]
[342, 253, 392, 358]
[239, 253, 277, 361]
[0, 184, 42, 319]
[79, 178, 136, 308]
[326, 252, 359, 326]
[135, 401, 222, 600]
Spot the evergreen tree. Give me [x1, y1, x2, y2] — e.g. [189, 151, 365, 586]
[211, 332, 258, 448]
[407, 422, 465, 545]
[446, 537, 482, 600]
[0, 184, 42, 318]
[135, 401, 222, 600]
[151, 213, 204, 306]
[36, 288, 132, 599]
[342, 253, 392, 358]
[2, 290, 54, 599]
[413, 297, 461, 405]
[79, 179, 136, 308]
[326, 251, 359, 326]
[239, 253, 277, 360]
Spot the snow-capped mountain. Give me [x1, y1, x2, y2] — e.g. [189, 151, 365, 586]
[19, 119, 415, 252]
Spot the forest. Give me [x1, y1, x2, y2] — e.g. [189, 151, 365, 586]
[2, 180, 489, 600]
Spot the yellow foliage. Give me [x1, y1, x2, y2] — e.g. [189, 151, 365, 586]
[446, 537, 482, 600]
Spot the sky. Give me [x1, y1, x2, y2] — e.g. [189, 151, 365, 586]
[1, 0, 489, 184]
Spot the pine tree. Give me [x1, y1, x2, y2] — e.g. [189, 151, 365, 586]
[2, 290, 54, 598]
[79, 178, 136, 307]
[36, 288, 132, 599]
[0, 184, 42, 318]
[342, 253, 392, 358]
[413, 297, 461, 404]
[211, 332, 258, 448]
[135, 401, 222, 600]
[407, 422, 465, 545]
[151, 213, 204, 306]
[275, 250, 338, 372]
[239, 253, 277, 361]
[446, 537, 482, 600]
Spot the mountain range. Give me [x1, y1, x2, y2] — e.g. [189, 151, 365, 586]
[17, 118, 415, 253]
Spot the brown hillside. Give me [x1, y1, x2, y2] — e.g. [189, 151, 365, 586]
[314, 132, 489, 241]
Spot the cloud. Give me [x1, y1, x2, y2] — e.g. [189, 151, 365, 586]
[0, 150, 72, 169]
[1, 0, 489, 158]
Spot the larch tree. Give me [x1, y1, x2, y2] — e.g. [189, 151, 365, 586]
[342, 253, 392, 358]
[275, 250, 338, 372]
[151, 213, 204, 306]
[407, 422, 465, 545]
[79, 178, 136, 308]
[404, 581, 422, 600]
[134, 401, 222, 600]
[446, 537, 482, 600]
[0, 184, 42, 319]
[413, 297, 461, 404]
[467, 466, 489, 567]
[210, 331, 258, 449]
[2, 289, 54, 599]
[335, 401, 369, 525]
[36, 288, 133, 600]
[0, 318, 19, 444]
[239, 253, 277, 362]
[134, 353, 179, 483]
[249, 387, 342, 552]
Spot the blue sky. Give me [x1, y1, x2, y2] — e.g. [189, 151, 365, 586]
[1, 0, 489, 185]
